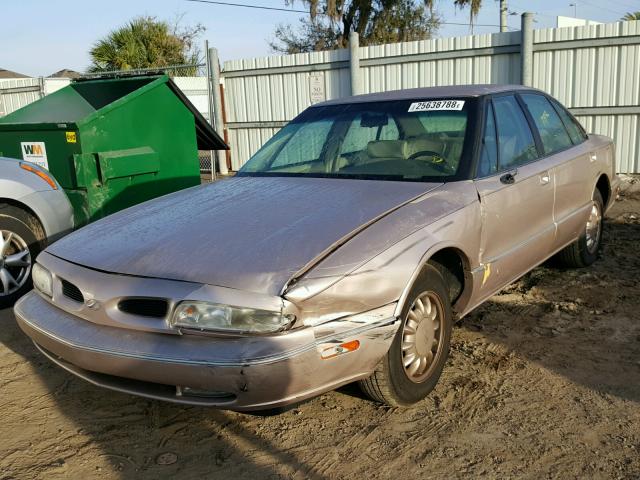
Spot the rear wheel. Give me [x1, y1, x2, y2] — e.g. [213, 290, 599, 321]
[359, 264, 452, 407]
[555, 190, 604, 268]
[0, 205, 45, 308]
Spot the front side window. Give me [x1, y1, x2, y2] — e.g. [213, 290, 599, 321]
[521, 94, 573, 155]
[239, 99, 476, 181]
[492, 95, 538, 170]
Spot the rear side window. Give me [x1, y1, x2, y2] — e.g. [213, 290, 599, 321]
[551, 99, 588, 145]
[521, 94, 573, 155]
[478, 102, 498, 177]
[492, 95, 538, 169]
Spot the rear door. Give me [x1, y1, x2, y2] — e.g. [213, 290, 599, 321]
[525, 95, 598, 249]
[474, 94, 556, 296]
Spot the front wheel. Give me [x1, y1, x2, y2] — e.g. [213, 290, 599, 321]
[359, 264, 452, 407]
[0, 205, 45, 308]
[555, 190, 604, 268]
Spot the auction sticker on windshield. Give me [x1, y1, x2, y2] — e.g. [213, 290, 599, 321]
[409, 100, 465, 112]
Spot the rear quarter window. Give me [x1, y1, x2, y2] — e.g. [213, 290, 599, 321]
[551, 99, 588, 145]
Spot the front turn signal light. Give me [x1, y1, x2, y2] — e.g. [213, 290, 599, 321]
[320, 340, 361, 359]
[20, 162, 58, 190]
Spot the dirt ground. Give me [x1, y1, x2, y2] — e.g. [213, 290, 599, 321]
[1, 186, 639, 480]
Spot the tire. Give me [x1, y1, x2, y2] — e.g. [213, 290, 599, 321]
[359, 264, 453, 407]
[555, 190, 604, 268]
[0, 204, 46, 308]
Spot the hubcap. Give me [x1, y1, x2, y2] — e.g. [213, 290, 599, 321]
[401, 291, 444, 383]
[0, 230, 32, 297]
[585, 201, 602, 254]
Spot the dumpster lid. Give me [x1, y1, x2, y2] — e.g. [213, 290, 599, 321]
[0, 74, 228, 150]
[164, 77, 228, 151]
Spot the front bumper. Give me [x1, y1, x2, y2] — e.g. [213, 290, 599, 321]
[15, 291, 398, 410]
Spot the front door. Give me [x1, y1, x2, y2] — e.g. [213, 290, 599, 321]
[474, 94, 555, 297]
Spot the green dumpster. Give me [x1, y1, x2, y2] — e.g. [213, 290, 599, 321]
[0, 74, 227, 225]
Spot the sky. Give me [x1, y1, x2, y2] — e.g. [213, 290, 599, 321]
[1, 0, 636, 77]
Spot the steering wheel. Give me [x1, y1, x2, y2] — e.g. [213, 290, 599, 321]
[409, 150, 442, 161]
[408, 150, 455, 173]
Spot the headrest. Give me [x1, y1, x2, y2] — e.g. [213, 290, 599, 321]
[366, 140, 408, 159]
[405, 137, 445, 157]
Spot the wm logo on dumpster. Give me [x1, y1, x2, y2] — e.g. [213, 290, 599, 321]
[20, 141, 49, 170]
[22, 144, 44, 155]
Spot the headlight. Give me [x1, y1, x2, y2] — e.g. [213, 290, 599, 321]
[170, 301, 295, 334]
[32, 263, 53, 297]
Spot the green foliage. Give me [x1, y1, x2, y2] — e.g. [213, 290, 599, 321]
[454, 0, 483, 31]
[270, 0, 441, 53]
[89, 16, 205, 73]
[621, 11, 640, 21]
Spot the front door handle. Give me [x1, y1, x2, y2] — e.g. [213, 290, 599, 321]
[500, 171, 517, 185]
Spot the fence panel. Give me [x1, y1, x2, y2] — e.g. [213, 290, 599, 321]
[359, 31, 522, 93]
[0, 78, 42, 117]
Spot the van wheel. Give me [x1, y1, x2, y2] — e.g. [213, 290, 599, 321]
[0, 205, 45, 308]
[359, 264, 452, 407]
[555, 190, 604, 268]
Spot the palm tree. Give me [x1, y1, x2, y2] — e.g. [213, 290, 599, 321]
[89, 16, 203, 73]
[621, 11, 640, 21]
[454, 0, 483, 33]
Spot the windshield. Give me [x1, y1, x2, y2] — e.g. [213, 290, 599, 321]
[238, 98, 476, 182]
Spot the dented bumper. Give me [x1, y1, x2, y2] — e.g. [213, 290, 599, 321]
[14, 291, 398, 411]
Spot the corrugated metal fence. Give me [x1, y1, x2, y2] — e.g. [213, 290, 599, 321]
[222, 19, 640, 173]
[0, 77, 72, 117]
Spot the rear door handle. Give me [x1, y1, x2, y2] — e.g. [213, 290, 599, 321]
[539, 171, 550, 185]
[590, 153, 597, 162]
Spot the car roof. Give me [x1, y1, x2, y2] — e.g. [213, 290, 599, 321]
[313, 84, 536, 107]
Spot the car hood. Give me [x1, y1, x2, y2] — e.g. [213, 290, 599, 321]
[47, 176, 441, 296]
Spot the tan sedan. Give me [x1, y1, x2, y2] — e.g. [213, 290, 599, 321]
[15, 85, 620, 410]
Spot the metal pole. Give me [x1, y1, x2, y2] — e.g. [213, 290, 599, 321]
[500, 0, 508, 32]
[520, 12, 534, 87]
[349, 31, 362, 96]
[208, 45, 228, 175]
[569, 3, 577, 17]
[205, 40, 217, 181]
[38, 76, 45, 99]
